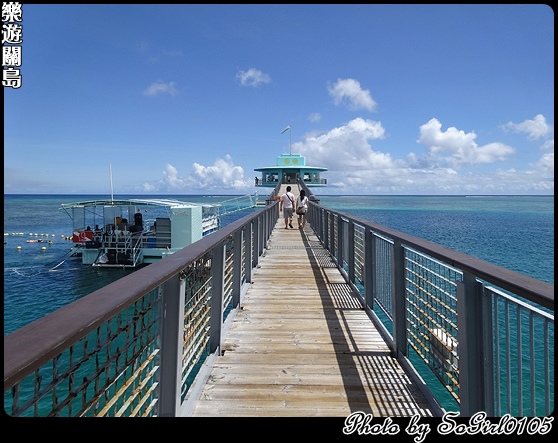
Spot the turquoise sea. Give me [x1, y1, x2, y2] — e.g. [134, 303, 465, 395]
[4, 194, 554, 337]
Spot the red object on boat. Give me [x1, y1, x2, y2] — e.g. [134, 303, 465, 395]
[72, 230, 93, 243]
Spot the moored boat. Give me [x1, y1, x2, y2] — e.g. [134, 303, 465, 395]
[61, 196, 257, 268]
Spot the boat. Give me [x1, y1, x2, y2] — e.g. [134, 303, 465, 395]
[61, 196, 257, 268]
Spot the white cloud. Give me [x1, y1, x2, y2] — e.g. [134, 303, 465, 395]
[139, 117, 553, 196]
[143, 81, 178, 97]
[186, 155, 249, 189]
[501, 114, 553, 140]
[300, 118, 388, 170]
[540, 138, 554, 151]
[162, 163, 187, 189]
[294, 117, 552, 195]
[144, 156, 252, 193]
[236, 68, 271, 87]
[142, 182, 157, 192]
[534, 152, 554, 178]
[417, 118, 515, 167]
[327, 78, 377, 112]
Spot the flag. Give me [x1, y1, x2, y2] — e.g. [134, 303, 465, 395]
[281, 125, 291, 134]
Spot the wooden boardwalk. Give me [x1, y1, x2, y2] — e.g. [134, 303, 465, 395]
[189, 214, 436, 417]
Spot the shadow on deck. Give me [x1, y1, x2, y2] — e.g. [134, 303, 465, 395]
[188, 217, 435, 417]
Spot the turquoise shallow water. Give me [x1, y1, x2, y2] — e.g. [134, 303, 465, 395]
[317, 195, 554, 285]
[317, 194, 554, 414]
[3, 194, 257, 335]
[4, 194, 554, 336]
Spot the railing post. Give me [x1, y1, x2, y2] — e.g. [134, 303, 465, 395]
[364, 228, 375, 310]
[268, 206, 274, 242]
[457, 272, 486, 415]
[258, 212, 265, 256]
[311, 204, 318, 239]
[348, 220, 355, 283]
[329, 212, 335, 254]
[392, 239, 407, 357]
[311, 204, 316, 234]
[324, 209, 333, 253]
[337, 215, 344, 270]
[245, 223, 253, 283]
[263, 208, 269, 245]
[232, 229, 243, 308]
[158, 275, 185, 417]
[310, 204, 316, 237]
[209, 242, 225, 354]
[323, 209, 329, 250]
[252, 217, 260, 269]
[273, 203, 278, 235]
[482, 288, 495, 416]
[319, 206, 324, 243]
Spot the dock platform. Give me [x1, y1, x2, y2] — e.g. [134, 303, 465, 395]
[189, 215, 435, 417]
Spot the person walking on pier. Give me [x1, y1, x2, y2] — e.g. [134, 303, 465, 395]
[296, 189, 308, 229]
[280, 186, 295, 229]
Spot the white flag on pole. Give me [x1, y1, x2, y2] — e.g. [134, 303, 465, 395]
[281, 125, 291, 134]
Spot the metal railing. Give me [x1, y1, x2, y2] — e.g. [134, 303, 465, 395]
[4, 185, 554, 417]
[298, 182, 554, 417]
[4, 202, 279, 417]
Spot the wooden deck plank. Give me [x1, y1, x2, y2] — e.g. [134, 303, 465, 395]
[189, 215, 435, 417]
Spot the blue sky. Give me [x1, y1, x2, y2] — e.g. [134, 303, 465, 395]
[4, 4, 554, 195]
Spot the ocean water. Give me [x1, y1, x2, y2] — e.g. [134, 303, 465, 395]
[4, 194, 554, 337]
[3, 194, 258, 335]
[318, 195, 554, 286]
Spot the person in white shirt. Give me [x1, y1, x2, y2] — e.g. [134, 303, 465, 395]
[296, 189, 309, 229]
[280, 186, 296, 229]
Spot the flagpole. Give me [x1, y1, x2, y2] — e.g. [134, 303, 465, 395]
[109, 163, 114, 203]
[281, 125, 292, 155]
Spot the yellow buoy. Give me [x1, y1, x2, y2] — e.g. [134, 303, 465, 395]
[17, 246, 22, 250]
[41, 246, 47, 251]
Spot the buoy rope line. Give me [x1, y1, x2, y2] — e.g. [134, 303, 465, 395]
[7, 248, 78, 277]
